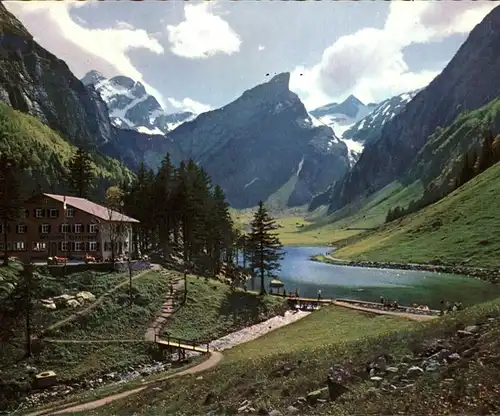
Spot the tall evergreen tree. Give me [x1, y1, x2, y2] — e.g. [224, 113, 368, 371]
[0, 155, 22, 266]
[475, 130, 495, 173]
[154, 154, 176, 253]
[66, 148, 95, 198]
[248, 201, 284, 295]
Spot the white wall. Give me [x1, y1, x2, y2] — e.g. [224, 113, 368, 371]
[99, 223, 133, 259]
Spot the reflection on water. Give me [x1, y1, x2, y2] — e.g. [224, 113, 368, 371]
[245, 246, 499, 309]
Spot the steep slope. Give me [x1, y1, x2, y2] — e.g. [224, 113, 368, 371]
[327, 5, 500, 213]
[0, 102, 135, 197]
[407, 97, 500, 190]
[167, 73, 350, 209]
[81, 71, 196, 135]
[310, 95, 376, 138]
[0, 5, 113, 148]
[0, 5, 179, 174]
[334, 160, 500, 268]
[343, 90, 420, 145]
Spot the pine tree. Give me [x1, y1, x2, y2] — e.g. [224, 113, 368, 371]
[154, 154, 176, 253]
[0, 155, 22, 266]
[475, 130, 495, 173]
[248, 201, 283, 295]
[67, 148, 95, 198]
[209, 185, 233, 277]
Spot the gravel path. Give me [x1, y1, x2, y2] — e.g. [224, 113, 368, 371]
[211, 310, 311, 351]
[333, 301, 437, 321]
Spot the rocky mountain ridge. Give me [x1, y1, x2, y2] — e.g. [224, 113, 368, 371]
[322, 5, 500, 214]
[0, 3, 182, 175]
[310, 95, 377, 138]
[167, 72, 350, 208]
[81, 70, 195, 135]
[342, 89, 421, 145]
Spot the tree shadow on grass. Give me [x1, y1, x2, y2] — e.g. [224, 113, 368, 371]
[218, 290, 270, 327]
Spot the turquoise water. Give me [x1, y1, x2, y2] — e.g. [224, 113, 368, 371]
[246, 246, 500, 309]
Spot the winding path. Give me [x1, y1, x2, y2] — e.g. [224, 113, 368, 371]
[25, 270, 438, 415]
[38, 264, 161, 338]
[25, 352, 223, 416]
[332, 300, 437, 321]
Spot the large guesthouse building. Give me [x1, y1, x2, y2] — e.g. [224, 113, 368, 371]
[0, 193, 139, 263]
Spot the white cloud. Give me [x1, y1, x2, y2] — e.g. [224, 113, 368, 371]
[4, 1, 167, 107]
[258, 45, 265, 51]
[167, 2, 241, 59]
[168, 97, 212, 114]
[291, 2, 497, 109]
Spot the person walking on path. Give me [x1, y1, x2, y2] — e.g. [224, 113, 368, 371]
[295, 288, 299, 298]
[317, 289, 322, 301]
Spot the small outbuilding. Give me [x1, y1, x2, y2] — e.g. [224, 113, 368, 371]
[269, 279, 285, 295]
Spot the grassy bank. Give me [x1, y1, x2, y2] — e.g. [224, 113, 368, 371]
[0, 268, 174, 409]
[86, 306, 414, 415]
[162, 276, 288, 342]
[87, 297, 500, 416]
[332, 161, 500, 268]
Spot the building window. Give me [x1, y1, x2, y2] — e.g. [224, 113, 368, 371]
[16, 225, 27, 234]
[67, 207, 74, 218]
[35, 208, 43, 218]
[74, 241, 83, 251]
[0, 242, 4, 250]
[22, 209, 29, 219]
[61, 224, 69, 233]
[49, 209, 58, 218]
[13, 241, 25, 251]
[104, 241, 111, 251]
[74, 224, 83, 233]
[41, 224, 50, 234]
[89, 241, 97, 251]
[33, 242, 46, 251]
[61, 241, 68, 252]
[89, 224, 97, 233]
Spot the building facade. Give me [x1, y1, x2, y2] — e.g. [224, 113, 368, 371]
[0, 193, 139, 263]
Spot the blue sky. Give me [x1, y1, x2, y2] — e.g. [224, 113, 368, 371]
[6, 1, 497, 113]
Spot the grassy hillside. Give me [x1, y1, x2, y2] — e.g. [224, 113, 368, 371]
[408, 97, 500, 190]
[81, 306, 414, 415]
[0, 103, 135, 196]
[333, 161, 500, 267]
[89, 296, 500, 416]
[162, 276, 287, 342]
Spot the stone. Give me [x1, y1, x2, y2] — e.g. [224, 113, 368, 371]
[424, 360, 440, 372]
[196, 376, 203, 380]
[66, 299, 81, 308]
[370, 376, 383, 382]
[464, 325, 480, 333]
[456, 330, 473, 338]
[268, 410, 283, 416]
[42, 302, 56, 310]
[386, 366, 399, 373]
[406, 366, 424, 378]
[447, 353, 461, 362]
[53, 294, 74, 307]
[306, 387, 328, 404]
[76, 291, 96, 303]
[286, 405, 300, 415]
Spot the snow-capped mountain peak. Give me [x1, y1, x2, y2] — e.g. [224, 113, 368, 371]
[309, 94, 377, 138]
[343, 89, 421, 145]
[81, 71, 196, 135]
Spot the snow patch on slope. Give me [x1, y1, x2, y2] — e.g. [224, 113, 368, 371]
[244, 177, 259, 189]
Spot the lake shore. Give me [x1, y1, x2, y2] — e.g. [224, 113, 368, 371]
[312, 254, 500, 284]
